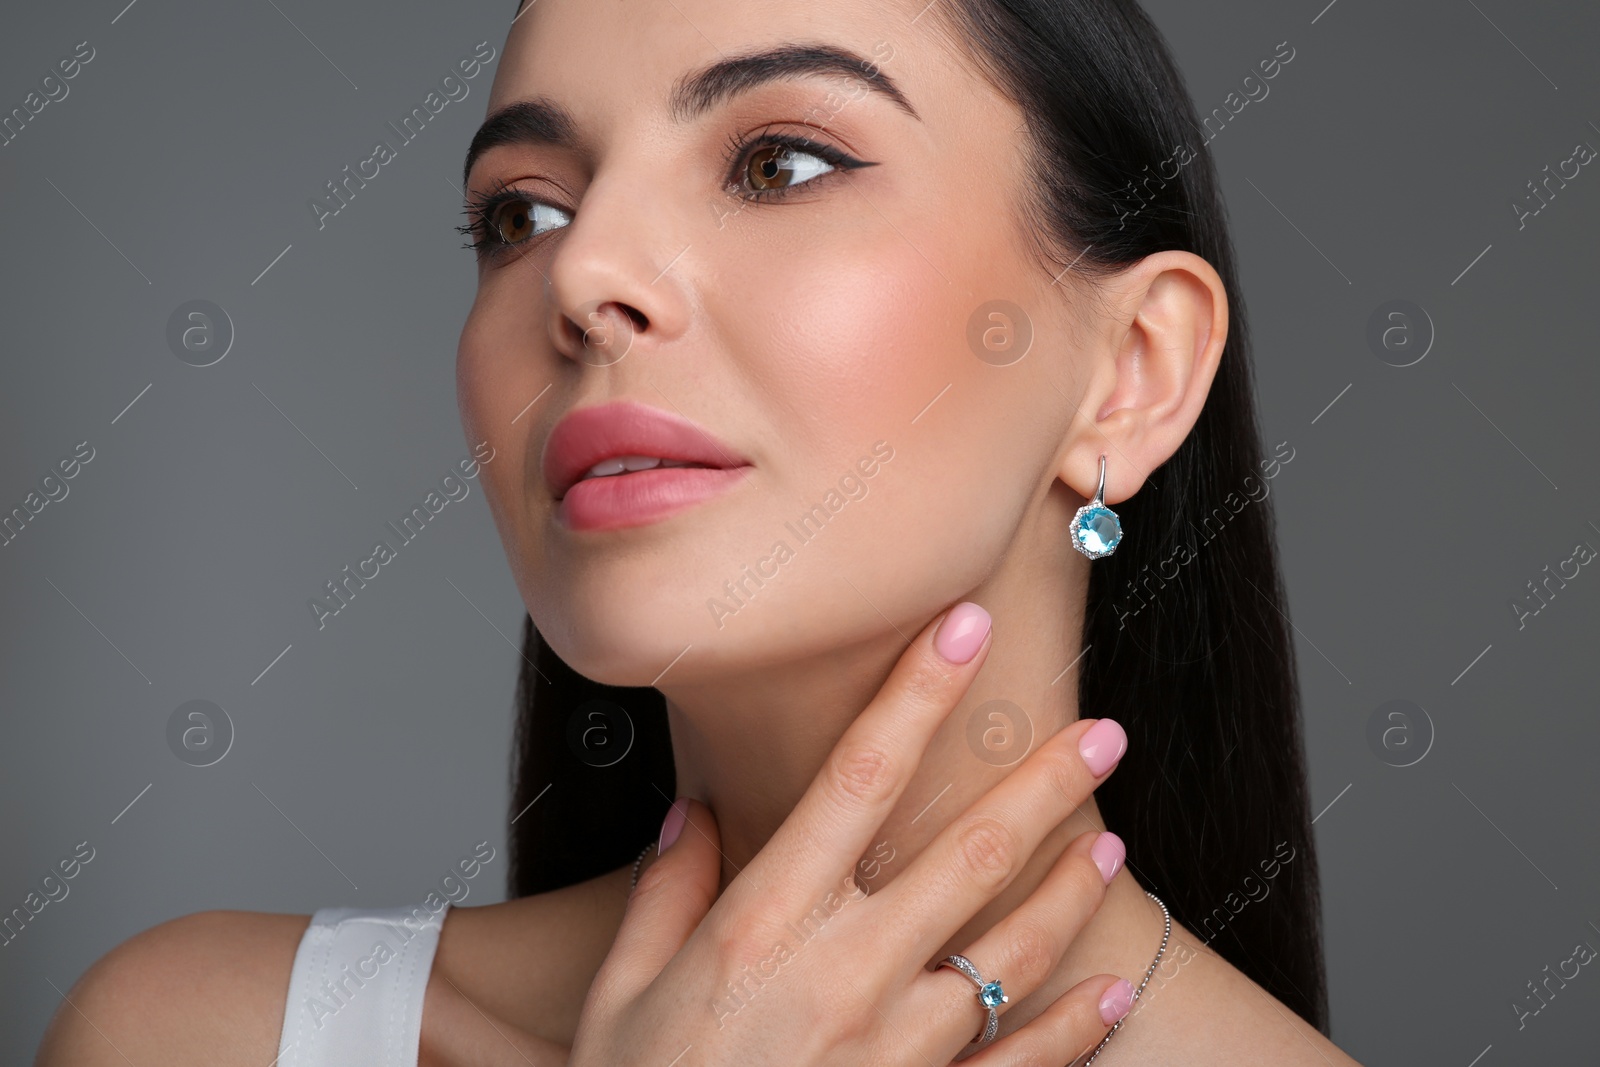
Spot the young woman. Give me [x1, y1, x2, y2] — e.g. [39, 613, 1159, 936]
[37, 0, 1364, 1064]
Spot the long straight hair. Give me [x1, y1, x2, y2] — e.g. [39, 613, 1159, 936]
[502, 0, 1328, 1032]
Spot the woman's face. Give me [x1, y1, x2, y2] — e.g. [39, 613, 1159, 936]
[457, 0, 1099, 686]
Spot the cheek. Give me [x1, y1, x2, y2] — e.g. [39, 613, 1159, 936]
[455, 295, 544, 564]
[724, 240, 959, 465]
[716, 241, 1043, 612]
[456, 290, 539, 443]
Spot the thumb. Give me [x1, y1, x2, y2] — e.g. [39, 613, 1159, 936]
[600, 797, 723, 1000]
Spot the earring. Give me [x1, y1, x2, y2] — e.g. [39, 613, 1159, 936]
[1069, 454, 1122, 559]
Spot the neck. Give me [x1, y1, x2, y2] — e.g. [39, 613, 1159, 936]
[648, 479, 1172, 1039]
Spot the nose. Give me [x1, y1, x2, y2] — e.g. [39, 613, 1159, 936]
[543, 170, 692, 367]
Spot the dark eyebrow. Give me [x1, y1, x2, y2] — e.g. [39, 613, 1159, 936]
[462, 42, 917, 186]
[669, 43, 917, 124]
[462, 98, 580, 188]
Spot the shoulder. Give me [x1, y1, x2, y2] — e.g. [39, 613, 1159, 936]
[1118, 917, 1365, 1066]
[421, 863, 633, 1056]
[33, 867, 634, 1067]
[34, 909, 311, 1067]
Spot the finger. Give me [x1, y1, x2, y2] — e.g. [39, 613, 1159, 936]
[957, 973, 1134, 1067]
[909, 829, 1119, 1031]
[874, 717, 1127, 964]
[756, 601, 993, 911]
[590, 797, 722, 1004]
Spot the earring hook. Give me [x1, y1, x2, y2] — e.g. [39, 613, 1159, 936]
[1069, 453, 1122, 559]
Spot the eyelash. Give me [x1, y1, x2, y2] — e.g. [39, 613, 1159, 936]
[455, 176, 544, 259]
[717, 125, 862, 202]
[456, 128, 866, 260]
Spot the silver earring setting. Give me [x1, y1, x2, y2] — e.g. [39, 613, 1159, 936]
[1069, 454, 1122, 559]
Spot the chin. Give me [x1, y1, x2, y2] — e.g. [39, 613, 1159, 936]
[522, 522, 781, 685]
[531, 594, 702, 688]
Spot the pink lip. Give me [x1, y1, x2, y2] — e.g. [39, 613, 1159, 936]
[560, 465, 751, 531]
[542, 400, 752, 532]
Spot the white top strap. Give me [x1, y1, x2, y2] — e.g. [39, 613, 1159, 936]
[274, 901, 451, 1067]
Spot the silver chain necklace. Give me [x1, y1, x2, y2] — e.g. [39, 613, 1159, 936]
[1082, 887, 1170, 1064]
[630, 842, 1171, 1064]
[630, 841, 652, 891]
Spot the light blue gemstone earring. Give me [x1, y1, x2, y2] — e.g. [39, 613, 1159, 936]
[1069, 454, 1122, 559]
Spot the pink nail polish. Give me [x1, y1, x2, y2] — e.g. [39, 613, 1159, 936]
[934, 602, 991, 664]
[1098, 978, 1134, 1025]
[1090, 832, 1125, 884]
[1078, 718, 1127, 777]
[658, 797, 687, 853]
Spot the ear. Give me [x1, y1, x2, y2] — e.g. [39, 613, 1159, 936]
[1057, 250, 1227, 506]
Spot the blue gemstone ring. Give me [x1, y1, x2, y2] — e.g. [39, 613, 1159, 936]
[936, 953, 1008, 1046]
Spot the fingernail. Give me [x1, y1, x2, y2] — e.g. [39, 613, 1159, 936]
[1090, 831, 1125, 884]
[1098, 978, 1134, 1025]
[934, 602, 991, 664]
[658, 797, 688, 854]
[1078, 718, 1127, 777]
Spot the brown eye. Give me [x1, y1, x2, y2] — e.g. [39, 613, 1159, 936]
[743, 143, 834, 193]
[490, 198, 534, 243]
[459, 188, 571, 258]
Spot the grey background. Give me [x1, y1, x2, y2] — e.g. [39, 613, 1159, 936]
[2, 0, 1596, 1062]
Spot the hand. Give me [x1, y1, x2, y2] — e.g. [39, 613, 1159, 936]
[566, 601, 1135, 1066]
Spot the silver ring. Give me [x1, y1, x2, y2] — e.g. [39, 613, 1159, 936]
[936, 953, 1008, 1046]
